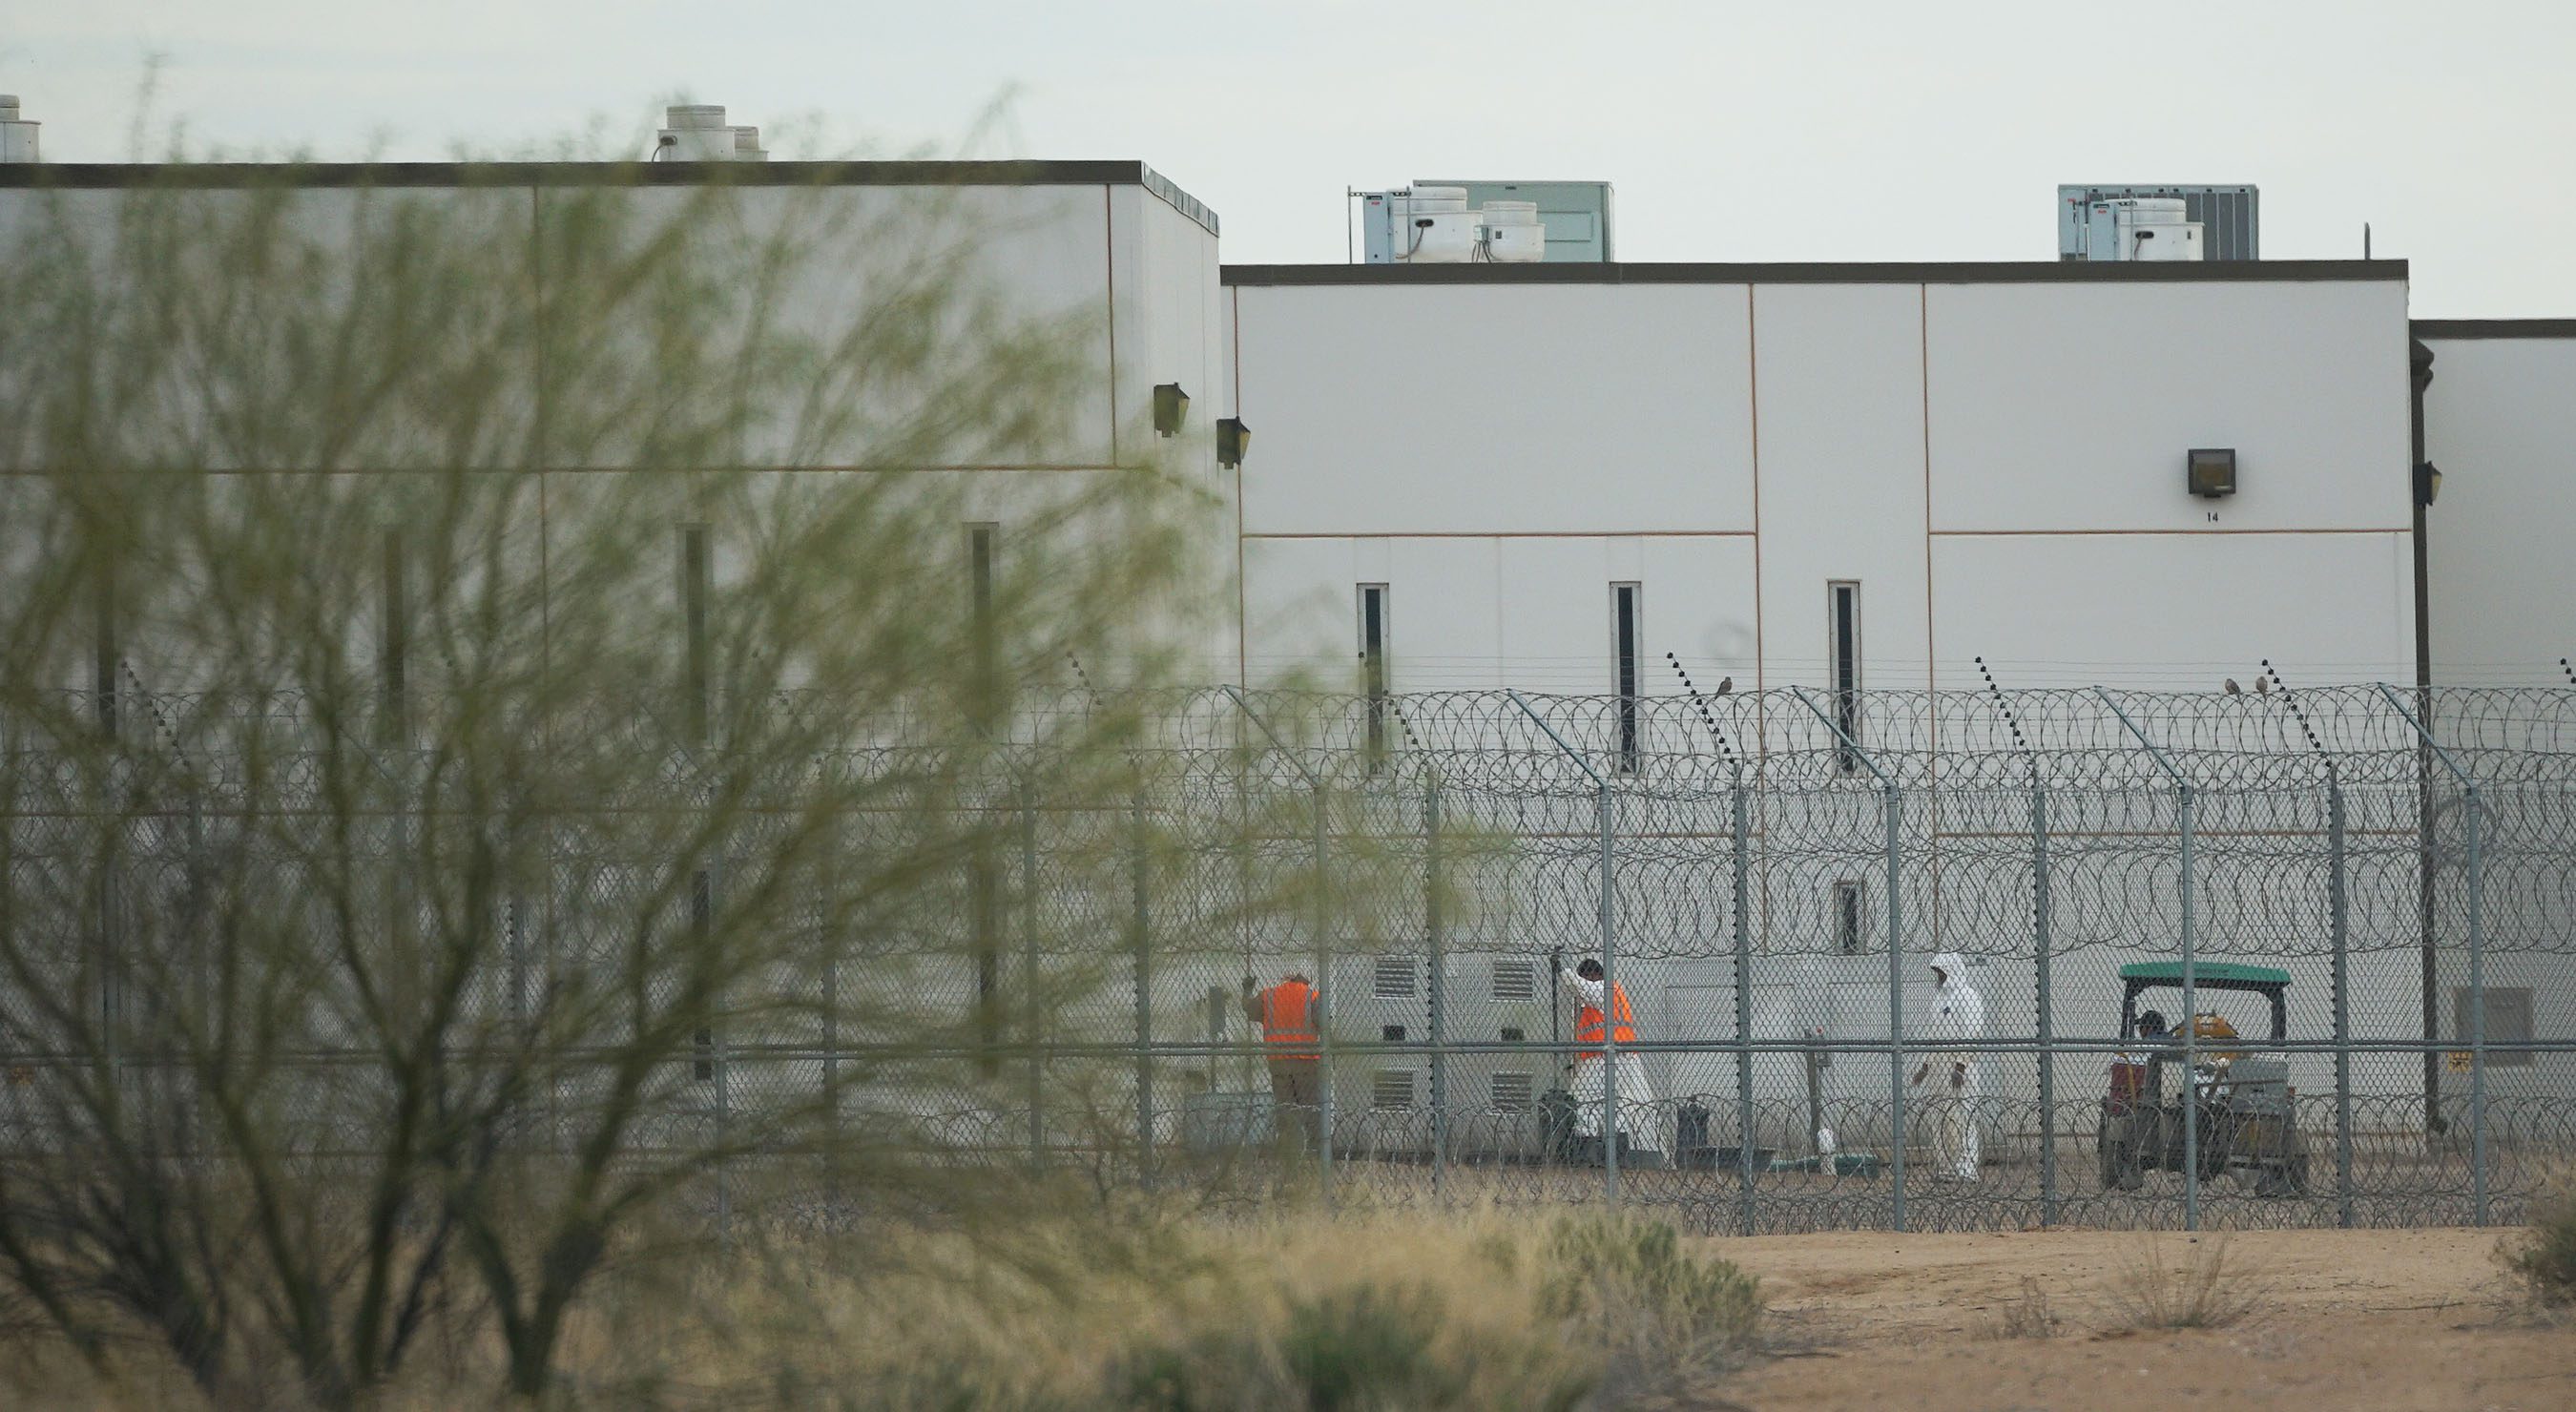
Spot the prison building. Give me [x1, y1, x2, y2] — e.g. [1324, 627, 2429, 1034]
[5, 106, 2575, 1202]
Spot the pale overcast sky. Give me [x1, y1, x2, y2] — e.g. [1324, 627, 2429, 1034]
[6, 1, 2569, 316]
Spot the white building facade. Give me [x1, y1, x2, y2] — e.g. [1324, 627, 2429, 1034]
[10, 161, 2515, 704]
[9, 152, 2574, 1165]
[2417, 320, 2576, 687]
[1225, 261, 2420, 704]
[0, 158, 1238, 694]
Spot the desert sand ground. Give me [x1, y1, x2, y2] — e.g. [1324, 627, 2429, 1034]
[1712, 1227, 2572, 1411]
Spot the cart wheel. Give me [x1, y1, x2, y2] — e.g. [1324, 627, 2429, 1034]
[2195, 1114, 2230, 1182]
[2097, 1113, 2144, 1192]
[2253, 1153, 2310, 1198]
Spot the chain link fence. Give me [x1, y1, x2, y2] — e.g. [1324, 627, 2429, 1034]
[6, 683, 2574, 1233]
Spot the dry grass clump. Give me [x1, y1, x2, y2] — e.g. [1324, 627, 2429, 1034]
[2503, 1169, 2576, 1304]
[2103, 1235, 2267, 1331]
[1976, 1277, 2066, 1340]
[555, 1205, 1755, 1411]
[0, 1205, 1761, 1409]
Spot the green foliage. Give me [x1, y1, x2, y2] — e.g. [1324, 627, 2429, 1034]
[1278, 1286, 1454, 1412]
[0, 141, 1229, 1408]
[1115, 1281, 1582, 1412]
[1537, 1212, 1765, 1397]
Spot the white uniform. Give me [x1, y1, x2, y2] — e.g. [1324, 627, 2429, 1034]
[1561, 967, 1650, 1142]
[1916, 950, 1985, 1181]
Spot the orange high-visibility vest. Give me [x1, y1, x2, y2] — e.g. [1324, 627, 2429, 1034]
[1575, 984, 1634, 1061]
[1259, 982, 1319, 1063]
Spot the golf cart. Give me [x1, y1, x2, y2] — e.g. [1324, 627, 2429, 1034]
[2097, 962, 2311, 1198]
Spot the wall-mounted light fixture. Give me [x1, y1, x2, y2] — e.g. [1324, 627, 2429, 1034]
[1215, 417, 1250, 468]
[2187, 446, 2237, 499]
[2413, 461, 2443, 507]
[1153, 384, 1190, 437]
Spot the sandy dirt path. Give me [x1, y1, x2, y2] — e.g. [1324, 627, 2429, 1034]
[1709, 1228, 2573, 1411]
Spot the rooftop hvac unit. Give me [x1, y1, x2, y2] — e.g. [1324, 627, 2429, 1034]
[1480, 200, 1546, 262]
[0, 95, 37, 164]
[1358, 180, 1602, 264]
[2059, 184, 2256, 260]
[655, 105, 769, 162]
[1420, 179, 1615, 262]
[2100, 197, 2204, 262]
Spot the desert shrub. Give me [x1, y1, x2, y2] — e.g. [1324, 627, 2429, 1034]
[1536, 1212, 1763, 1397]
[2104, 1236, 2265, 1330]
[2503, 1172, 2576, 1303]
[1119, 1283, 1471, 1412]
[1977, 1277, 2064, 1340]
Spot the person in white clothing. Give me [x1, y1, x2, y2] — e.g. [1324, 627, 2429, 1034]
[1909, 950, 1984, 1181]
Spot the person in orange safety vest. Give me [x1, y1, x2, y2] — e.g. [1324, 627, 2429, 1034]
[1559, 958, 1641, 1146]
[1243, 971, 1323, 1154]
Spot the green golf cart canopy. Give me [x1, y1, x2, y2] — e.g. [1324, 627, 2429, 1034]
[2118, 962, 2291, 1040]
[2118, 962, 2291, 990]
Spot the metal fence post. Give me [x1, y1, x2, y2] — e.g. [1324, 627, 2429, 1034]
[1426, 768, 1447, 1203]
[1882, 781, 1904, 1230]
[1600, 782, 1620, 1204]
[2180, 784, 2198, 1232]
[694, 866, 730, 1242]
[1790, 686, 1904, 1231]
[1506, 691, 1620, 1205]
[1131, 786, 1154, 1187]
[818, 793, 844, 1200]
[1733, 759, 1756, 1237]
[1022, 783, 1043, 1173]
[1314, 771, 1335, 1205]
[93, 586, 121, 1087]
[2468, 783, 2487, 1226]
[2034, 773, 2056, 1226]
[2330, 773, 2354, 1228]
[1221, 688, 1335, 1201]
[2376, 682, 2486, 1225]
[2098, 688, 2198, 1231]
[96, 769, 121, 1089]
[544, 806, 561, 1158]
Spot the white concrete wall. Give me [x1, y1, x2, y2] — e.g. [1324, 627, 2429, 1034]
[1231, 280, 1758, 693]
[2420, 333, 2576, 685]
[1927, 282, 2412, 535]
[1928, 280, 2417, 691]
[1753, 283, 1930, 705]
[0, 173, 1239, 695]
[1231, 273, 2418, 702]
[1112, 187, 1237, 684]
